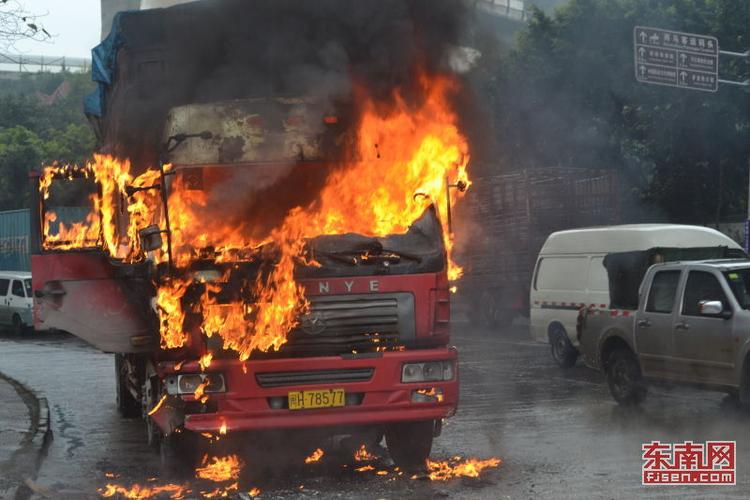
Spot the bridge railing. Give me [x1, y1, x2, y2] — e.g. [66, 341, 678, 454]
[0, 53, 91, 74]
[472, 0, 529, 22]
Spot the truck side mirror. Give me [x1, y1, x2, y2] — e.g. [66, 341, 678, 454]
[139, 225, 163, 252]
[699, 300, 731, 319]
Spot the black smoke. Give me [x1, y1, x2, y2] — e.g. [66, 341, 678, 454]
[98, 0, 470, 171]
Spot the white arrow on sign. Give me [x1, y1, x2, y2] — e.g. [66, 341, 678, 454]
[638, 47, 646, 59]
[679, 53, 687, 65]
[640, 65, 646, 77]
[680, 71, 687, 83]
[639, 31, 648, 43]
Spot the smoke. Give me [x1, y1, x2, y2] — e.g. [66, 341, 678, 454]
[98, 0, 473, 242]
[102, 0, 469, 170]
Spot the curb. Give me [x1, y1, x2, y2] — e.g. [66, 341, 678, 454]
[0, 373, 53, 500]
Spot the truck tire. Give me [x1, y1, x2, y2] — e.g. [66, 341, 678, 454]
[479, 291, 499, 327]
[160, 432, 197, 479]
[606, 348, 647, 405]
[385, 420, 434, 471]
[11, 314, 23, 336]
[115, 354, 141, 418]
[478, 291, 515, 328]
[549, 325, 578, 368]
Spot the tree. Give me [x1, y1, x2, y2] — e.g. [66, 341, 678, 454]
[494, 0, 750, 224]
[0, 126, 42, 210]
[0, 71, 95, 209]
[0, 0, 50, 50]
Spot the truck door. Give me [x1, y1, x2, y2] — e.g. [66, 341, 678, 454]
[8, 279, 28, 323]
[0, 278, 10, 325]
[671, 270, 735, 385]
[29, 172, 157, 353]
[634, 269, 681, 378]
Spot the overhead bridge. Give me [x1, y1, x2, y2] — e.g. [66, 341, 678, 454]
[470, 0, 530, 22]
[0, 53, 91, 75]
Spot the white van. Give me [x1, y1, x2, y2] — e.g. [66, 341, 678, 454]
[530, 224, 744, 368]
[0, 271, 33, 334]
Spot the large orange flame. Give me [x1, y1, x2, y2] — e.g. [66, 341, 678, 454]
[39, 73, 469, 358]
[195, 454, 243, 482]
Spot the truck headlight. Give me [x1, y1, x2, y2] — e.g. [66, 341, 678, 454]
[401, 361, 454, 383]
[165, 373, 226, 395]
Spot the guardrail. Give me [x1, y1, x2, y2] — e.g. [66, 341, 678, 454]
[472, 0, 529, 22]
[0, 53, 91, 74]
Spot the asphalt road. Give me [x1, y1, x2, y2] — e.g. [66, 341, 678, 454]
[1, 322, 749, 498]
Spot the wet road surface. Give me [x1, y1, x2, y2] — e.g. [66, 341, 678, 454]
[1, 322, 749, 498]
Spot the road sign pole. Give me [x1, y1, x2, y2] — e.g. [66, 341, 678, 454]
[747, 158, 750, 253]
[634, 27, 750, 248]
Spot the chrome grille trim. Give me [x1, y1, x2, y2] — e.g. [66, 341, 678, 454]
[256, 368, 374, 388]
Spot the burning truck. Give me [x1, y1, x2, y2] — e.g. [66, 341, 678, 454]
[30, 0, 470, 473]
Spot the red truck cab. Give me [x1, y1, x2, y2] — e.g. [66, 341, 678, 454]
[30, 159, 459, 473]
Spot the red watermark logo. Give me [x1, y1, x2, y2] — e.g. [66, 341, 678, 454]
[642, 440, 735, 485]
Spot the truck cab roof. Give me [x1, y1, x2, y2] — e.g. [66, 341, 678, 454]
[541, 224, 741, 255]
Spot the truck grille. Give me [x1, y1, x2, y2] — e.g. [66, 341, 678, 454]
[255, 368, 374, 388]
[205, 292, 416, 358]
[281, 293, 415, 356]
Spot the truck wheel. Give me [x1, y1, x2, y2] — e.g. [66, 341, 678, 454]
[160, 432, 196, 479]
[11, 314, 22, 336]
[479, 292, 499, 327]
[606, 348, 647, 405]
[385, 420, 434, 471]
[549, 325, 578, 368]
[115, 354, 141, 418]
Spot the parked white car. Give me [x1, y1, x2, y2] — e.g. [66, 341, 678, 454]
[0, 271, 33, 334]
[530, 224, 744, 368]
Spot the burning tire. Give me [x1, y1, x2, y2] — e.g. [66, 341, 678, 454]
[115, 354, 141, 418]
[606, 348, 647, 405]
[385, 420, 434, 470]
[549, 324, 578, 369]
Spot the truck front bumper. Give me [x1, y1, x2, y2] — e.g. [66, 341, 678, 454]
[158, 347, 458, 433]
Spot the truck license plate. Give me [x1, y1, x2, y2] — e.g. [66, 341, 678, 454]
[288, 388, 345, 410]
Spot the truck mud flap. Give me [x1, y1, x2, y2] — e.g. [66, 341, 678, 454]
[148, 395, 185, 436]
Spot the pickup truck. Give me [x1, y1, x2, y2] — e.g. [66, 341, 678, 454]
[579, 258, 750, 405]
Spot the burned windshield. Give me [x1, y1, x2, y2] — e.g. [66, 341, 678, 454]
[724, 270, 750, 309]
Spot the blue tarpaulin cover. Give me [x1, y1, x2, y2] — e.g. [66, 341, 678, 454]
[84, 12, 130, 117]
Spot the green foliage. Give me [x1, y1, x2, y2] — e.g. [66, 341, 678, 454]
[494, 0, 750, 224]
[0, 71, 95, 209]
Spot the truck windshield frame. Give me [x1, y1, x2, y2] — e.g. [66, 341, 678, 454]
[723, 269, 750, 309]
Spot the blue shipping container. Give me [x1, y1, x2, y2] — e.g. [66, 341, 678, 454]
[0, 207, 93, 271]
[0, 209, 30, 271]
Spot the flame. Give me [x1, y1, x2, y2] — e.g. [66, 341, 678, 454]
[156, 277, 191, 349]
[304, 448, 324, 464]
[355, 465, 374, 472]
[248, 488, 261, 497]
[354, 444, 378, 462]
[219, 421, 227, 435]
[99, 483, 187, 499]
[201, 483, 238, 498]
[195, 454, 243, 482]
[425, 457, 501, 481]
[199, 352, 213, 371]
[415, 387, 444, 402]
[193, 381, 209, 404]
[39, 74, 469, 359]
[147, 395, 167, 416]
